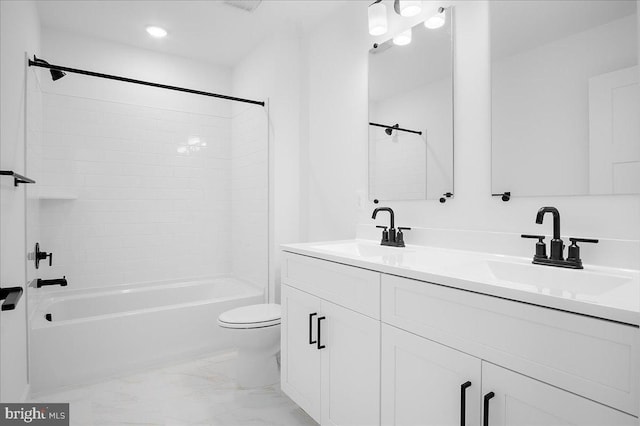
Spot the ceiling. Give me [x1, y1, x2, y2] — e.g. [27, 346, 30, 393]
[35, 0, 346, 67]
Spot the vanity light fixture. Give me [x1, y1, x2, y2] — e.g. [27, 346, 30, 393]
[424, 7, 446, 29]
[393, 28, 412, 46]
[146, 26, 168, 38]
[368, 1, 388, 36]
[369, 0, 424, 36]
[398, 0, 422, 17]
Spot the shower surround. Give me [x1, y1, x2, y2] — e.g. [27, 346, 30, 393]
[25, 40, 269, 391]
[34, 92, 235, 287]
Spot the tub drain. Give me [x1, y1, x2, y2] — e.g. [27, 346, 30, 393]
[45, 313, 52, 322]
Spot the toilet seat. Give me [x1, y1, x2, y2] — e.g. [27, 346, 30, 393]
[218, 303, 281, 329]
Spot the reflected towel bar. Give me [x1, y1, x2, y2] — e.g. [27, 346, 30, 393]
[0, 170, 36, 186]
[369, 122, 423, 135]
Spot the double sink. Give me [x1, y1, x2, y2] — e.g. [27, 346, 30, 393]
[289, 239, 639, 325]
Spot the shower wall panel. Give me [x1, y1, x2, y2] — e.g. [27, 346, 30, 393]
[34, 93, 232, 288]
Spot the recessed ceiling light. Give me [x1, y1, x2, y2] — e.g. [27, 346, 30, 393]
[146, 26, 167, 38]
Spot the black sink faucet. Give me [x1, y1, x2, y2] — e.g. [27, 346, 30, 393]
[535, 207, 563, 260]
[372, 207, 410, 247]
[522, 206, 598, 269]
[372, 207, 395, 230]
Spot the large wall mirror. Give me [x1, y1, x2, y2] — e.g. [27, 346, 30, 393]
[368, 11, 454, 201]
[491, 1, 639, 197]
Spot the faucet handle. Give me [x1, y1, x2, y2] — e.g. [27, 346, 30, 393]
[569, 237, 599, 244]
[376, 225, 389, 243]
[521, 234, 545, 241]
[396, 227, 411, 247]
[567, 238, 598, 266]
[522, 234, 547, 260]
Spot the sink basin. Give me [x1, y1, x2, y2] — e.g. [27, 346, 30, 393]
[486, 260, 633, 296]
[308, 241, 408, 258]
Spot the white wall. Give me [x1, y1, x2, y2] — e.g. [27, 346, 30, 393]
[492, 14, 637, 196]
[0, 0, 40, 402]
[302, 0, 640, 244]
[232, 27, 304, 302]
[305, 2, 371, 242]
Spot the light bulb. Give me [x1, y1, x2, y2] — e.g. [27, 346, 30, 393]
[368, 2, 388, 36]
[393, 28, 412, 46]
[146, 26, 167, 38]
[424, 8, 445, 29]
[399, 1, 422, 17]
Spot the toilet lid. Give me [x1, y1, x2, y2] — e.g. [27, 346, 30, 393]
[218, 304, 281, 328]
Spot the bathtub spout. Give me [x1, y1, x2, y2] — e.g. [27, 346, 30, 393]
[37, 276, 68, 288]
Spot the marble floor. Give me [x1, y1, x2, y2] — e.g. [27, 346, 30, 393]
[29, 352, 318, 426]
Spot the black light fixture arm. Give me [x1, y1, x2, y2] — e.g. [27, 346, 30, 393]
[28, 57, 265, 107]
[369, 122, 422, 135]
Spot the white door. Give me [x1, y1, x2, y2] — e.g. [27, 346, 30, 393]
[481, 362, 636, 426]
[589, 66, 640, 194]
[381, 324, 481, 426]
[320, 300, 380, 426]
[280, 285, 322, 423]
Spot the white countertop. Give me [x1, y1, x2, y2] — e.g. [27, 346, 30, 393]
[282, 239, 640, 326]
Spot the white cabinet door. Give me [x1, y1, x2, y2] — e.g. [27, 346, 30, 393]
[381, 324, 481, 426]
[482, 362, 636, 426]
[320, 300, 381, 426]
[281, 285, 322, 423]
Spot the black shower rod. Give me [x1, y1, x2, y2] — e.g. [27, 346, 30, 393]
[369, 122, 422, 135]
[28, 58, 265, 107]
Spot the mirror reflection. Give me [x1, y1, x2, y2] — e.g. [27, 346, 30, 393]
[368, 12, 454, 201]
[491, 0, 639, 197]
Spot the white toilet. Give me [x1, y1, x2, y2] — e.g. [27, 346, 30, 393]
[217, 303, 281, 388]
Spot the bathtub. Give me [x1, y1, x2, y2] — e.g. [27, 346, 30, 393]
[29, 275, 263, 394]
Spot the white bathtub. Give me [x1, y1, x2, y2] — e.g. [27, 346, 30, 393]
[30, 275, 263, 394]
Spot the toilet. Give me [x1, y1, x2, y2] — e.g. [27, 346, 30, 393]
[217, 303, 281, 388]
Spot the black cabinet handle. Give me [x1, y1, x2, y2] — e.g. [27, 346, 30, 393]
[317, 316, 326, 350]
[460, 381, 471, 426]
[483, 392, 495, 426]
[309, 313, 317, 345]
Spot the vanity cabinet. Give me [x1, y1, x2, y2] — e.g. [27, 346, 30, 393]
[280, 285, 322, 421]
[380, 274, 639, 416]
[281, 251, 639, 426]
[482, 362, 636, 426]
[381, 324, 482, 426]
[281, 254, 381, 426]
[382, 324, 635, 426]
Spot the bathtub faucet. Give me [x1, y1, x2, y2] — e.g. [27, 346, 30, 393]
[37, 276, 68, 288]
